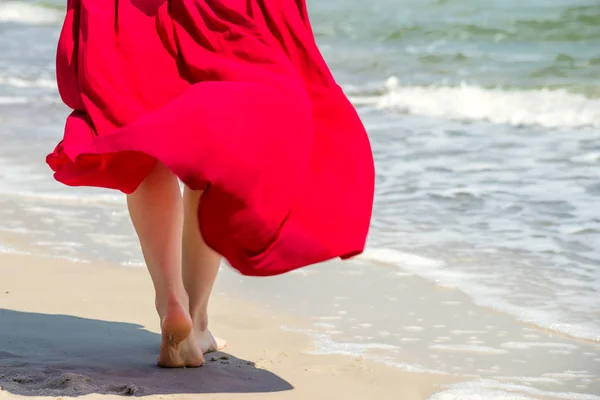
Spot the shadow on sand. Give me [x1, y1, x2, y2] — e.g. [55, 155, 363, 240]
[0, 309, 293, 397]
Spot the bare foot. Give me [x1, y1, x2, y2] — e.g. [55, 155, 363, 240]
[195, 329, 227, 354]
[158, 303, 205, 368]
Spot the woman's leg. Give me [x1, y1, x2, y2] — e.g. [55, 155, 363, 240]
[127, 162, 204, 367]
[182, 187, 227, 352]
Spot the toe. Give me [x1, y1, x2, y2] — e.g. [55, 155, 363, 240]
[215, 337, 227, 351]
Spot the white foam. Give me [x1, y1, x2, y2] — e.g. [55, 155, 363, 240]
[430, 380, 600, 400]
[357, 247, 600, 342]
[358, 248, 444, 269]
[382, 360, 447, 375]
[0, 243, 29, 255]
[313, 322, 337, 329]
[430, 344, 508, 355]
[119, 260, 146, 268]
[289, 268, 318, 276]
[404, 325, 425, 332]
[2, 190, 125, 206]
[313, 316, 343, 321]
[398, 337, 422, 342]
[543, 371, 596, 380]
[87, 233, 135, 249]
[0, 75, 57, 89]
[0, 244, 9, 253]
[0, 96, 28, 104]
[500, 342, 578, 350]
[347, 77, 600, 129]
[277, 325, 448, 374]
[281, 326, 398, 357]
[451, 330, 487, 335]
[309, 334, 446, 375]
[0, 2, 63, 25]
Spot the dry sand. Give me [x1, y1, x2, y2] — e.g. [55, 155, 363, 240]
[0, 252, 453, 400]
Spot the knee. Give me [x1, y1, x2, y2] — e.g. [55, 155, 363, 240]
[148, 161, 177, 183]
[131, 161, 178, 195]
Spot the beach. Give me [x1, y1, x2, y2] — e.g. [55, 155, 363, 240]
[1, 236, 599, 399]
[0, 250, 453, 399]
[1, 0, 600, 398]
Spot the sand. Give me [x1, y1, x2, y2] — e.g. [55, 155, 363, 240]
[0, 252, 453, 400]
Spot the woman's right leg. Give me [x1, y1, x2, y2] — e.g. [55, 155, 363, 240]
[182, 187, 227, 353]
[127, 162, 204, 368]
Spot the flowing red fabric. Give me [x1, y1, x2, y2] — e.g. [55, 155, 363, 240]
[47, 0, 375, 276]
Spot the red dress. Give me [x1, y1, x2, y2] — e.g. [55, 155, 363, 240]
[47, 0, 375, 277]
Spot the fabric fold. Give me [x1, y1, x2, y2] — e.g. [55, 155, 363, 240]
[47, 0, 375, 276]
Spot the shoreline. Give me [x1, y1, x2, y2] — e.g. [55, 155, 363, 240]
[1, 230, 599, 399]
[0, 251, 454, 399]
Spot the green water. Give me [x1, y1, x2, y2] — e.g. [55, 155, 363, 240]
[307, 0, 600, 96]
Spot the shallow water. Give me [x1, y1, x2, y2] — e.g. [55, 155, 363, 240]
[0, 1, 599, 398]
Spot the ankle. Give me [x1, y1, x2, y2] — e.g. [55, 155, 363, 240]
[156, 293, 188, 320]
[196, 320, 209, 332]
[190, 309, 209, 332]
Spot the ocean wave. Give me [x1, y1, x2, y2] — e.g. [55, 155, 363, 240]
[0, 1, 63, 25]
[0, 96, 28, 104]
[1, 190, 125, 206]
[0, 74, 57, 89]
[380, 20, 600, 43]
[346, 77, 600, 129]
[369, 5, 600, 43]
